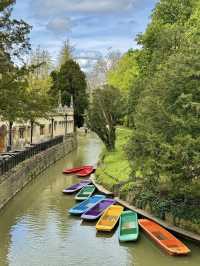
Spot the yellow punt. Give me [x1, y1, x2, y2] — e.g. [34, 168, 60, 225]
[96, 205, 124, 231]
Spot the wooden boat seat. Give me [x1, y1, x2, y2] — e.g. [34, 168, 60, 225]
[151, 231, 168, 240]
[121, 228, 137, 234]
[86, 203, 95, 209]
[165, 244, 179, 248]
[98, 215, 118, 225]
[122, 221, 136, 229]
[82, 191, 91, 195]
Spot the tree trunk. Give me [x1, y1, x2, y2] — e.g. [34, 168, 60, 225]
[30, 120, 34, 144]
[7, 121, 13, 151]
[106, 126, 116, 151]
[51, 118, 54, 138]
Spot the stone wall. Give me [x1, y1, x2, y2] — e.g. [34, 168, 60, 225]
[0, 135, 77, 210]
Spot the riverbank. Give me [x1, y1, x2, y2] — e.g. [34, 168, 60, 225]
[95, 127, 132, 190]
[94, 127, 200, 237]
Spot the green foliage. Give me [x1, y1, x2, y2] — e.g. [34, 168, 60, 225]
[107, 50, 139, 93]
[0, 1, 52, 147]
[125, 0, 200, 225]
[58, 40, 74, 68]
[88, 86, 126, 151]
[50, 59, 88, 127]
[0, 0, 31, 66]
[95, 127, 132, 189]
[106, 50, 139, 127]
[0, 0, 32, 123]
[0, 68, 28, 122]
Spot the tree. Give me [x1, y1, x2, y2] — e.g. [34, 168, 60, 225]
[0, 2, 53, 148]
[50, 59, 88, 127]
[27, 46, 53, 79]
[0, 0, 31, 66]
[58, 39, 75, 68]
[107, 49, 139, 127]
[126, 0, 200, 199]
[23, 47, 54, 142]
[26, 46, 53, 94]
[88, 85, 125, 151]
[23, 88, 52, 144]
[0, 67, 29, 149]
[0, 0, 31, 149]
[87, 49, 121, 90]
[107, 49, 139, 93]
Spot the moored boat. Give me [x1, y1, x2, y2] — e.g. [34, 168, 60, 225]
[119, 211, 139, 242]
[81, 198, 116, 220]
[75, 185, 95, 201]
[69, 195, 105, 215]
[96, 205, 124, 231]
[76, 167, 95, 177]
[138, 219, 191, 256]
[63, 165, 93, 174]
[62, 180, 91, 194]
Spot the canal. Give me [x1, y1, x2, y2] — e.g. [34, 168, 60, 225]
[0, 133, 199, 266]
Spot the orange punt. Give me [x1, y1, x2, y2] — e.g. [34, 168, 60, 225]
[139, 219, 191, 256]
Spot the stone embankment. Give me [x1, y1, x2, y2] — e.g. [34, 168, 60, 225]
[0, 135, 77, 210]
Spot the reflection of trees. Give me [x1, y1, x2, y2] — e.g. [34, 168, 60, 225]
[0, 134, 102, 264]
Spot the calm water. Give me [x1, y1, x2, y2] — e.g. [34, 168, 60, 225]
[0, 133, 199, 266]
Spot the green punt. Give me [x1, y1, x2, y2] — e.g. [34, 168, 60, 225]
[119, 211, 139, 242]
[75, 185, 95, 201]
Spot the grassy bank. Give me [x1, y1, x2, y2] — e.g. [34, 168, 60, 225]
[95, 127, 132, 190]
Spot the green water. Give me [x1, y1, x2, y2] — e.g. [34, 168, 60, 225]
[0, 133, 199, 266]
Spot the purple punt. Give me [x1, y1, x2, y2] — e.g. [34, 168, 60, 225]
[63, 180, 91, 194]
[81, 198, 116, 220]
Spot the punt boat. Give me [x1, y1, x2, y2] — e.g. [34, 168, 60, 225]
[68, 195, 105, 215]
[63, 165, 93, 174]
[75, 185, 95, 201]
[139, 219, 191, 256]
[76, 167, 95, 177]
[62, 180, 91, 194]
[81, 198, 116, 220]
[119, 211, 139, 242]
[96, 205, 124, 231]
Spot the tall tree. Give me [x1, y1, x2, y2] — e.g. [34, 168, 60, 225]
[0, 0, 31, 149]
[88, 85, 125, 151]
[88, 49, 121, 90]
[126, 0, 200, 199]
[26, 46, 53, 94]
[50, 59, 88, 127]
[58, 39, 75, 68]
[107, 49, 138, 93]
[0, 0, 31, 66]
[0, 67, 28, 149]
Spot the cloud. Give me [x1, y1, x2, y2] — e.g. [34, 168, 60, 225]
[46, 17, 75, 34]
[14, 0, 158, 70]
[32, 0, 137, 17]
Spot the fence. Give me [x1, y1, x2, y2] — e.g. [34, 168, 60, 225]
[0, 135, 64, 176]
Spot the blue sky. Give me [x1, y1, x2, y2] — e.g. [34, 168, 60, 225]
[13, 0, 157, 70]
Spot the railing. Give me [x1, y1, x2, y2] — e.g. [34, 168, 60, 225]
[0, 135, 64, 176]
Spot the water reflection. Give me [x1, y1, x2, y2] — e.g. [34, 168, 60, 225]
[0, 133, 199, 266]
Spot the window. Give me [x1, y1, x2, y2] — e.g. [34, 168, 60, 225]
[19, 127, 25, 139]
[40, 125, 45, 135]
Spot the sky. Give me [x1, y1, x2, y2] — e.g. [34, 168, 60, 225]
[12, 0, 158, 71]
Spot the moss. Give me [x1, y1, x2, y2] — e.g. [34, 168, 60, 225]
[95, 127, 132, 190]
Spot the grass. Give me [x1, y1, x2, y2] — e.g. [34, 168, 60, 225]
[95, 127, 132, 190]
